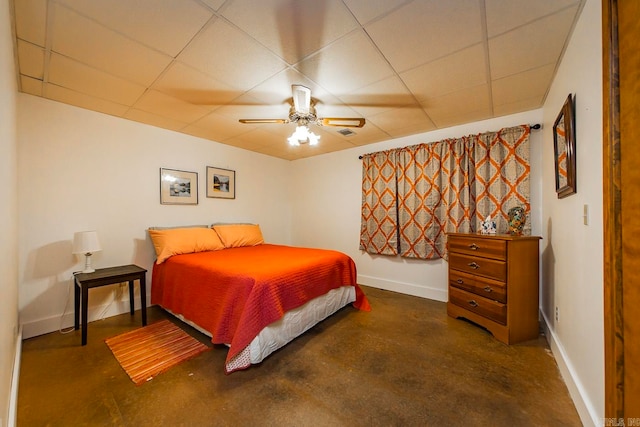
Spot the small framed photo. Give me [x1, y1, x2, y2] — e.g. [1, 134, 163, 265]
[206, 166, 235, 199]
[160, 168, 198, 205]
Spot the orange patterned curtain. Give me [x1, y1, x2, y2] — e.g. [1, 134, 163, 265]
[360, 125, 531, 259]
[474, 125, 532, 236]
[359, 150, 399, 255]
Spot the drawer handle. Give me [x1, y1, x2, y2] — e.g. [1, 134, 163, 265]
[483, 286, 492, 293]
[469, 243, 479, 250]
[456, 279, 464, 284]
[468, 300, 479, 307]
[468, 262, 480, 269]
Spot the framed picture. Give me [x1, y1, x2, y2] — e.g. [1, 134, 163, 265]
[206, 166, 235, 199]
[160, 168, 198, 205]
[553, 94, 577, 198]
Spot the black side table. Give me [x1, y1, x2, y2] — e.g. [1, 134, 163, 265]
[74, 264, 147, 345]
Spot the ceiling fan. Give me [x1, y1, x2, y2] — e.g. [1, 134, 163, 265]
[239, 85, 365, 145]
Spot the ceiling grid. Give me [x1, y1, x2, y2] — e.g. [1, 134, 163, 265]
[12, 0, 584, 160]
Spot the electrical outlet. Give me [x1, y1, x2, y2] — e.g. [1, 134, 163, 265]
[555, 306, 559, 322]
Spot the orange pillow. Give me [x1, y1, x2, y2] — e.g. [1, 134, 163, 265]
[148, 227, 225, 264]
[212, 224, 264, 248]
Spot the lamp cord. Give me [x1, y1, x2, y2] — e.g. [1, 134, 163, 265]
[59, 272, 80, 334]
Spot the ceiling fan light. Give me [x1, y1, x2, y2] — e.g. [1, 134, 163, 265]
[307, 131, 320, 146]
[288, 134, 300, 146]
[288, 125, 320, 146]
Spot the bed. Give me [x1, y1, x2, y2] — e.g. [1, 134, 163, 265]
[148, 224, 370, 373]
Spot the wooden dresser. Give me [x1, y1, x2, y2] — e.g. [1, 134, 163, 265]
[447, 233, 542, 344]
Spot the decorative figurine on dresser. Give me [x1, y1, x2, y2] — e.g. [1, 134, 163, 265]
[447, 232, 541, 344]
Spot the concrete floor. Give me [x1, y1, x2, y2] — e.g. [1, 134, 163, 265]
[18, 286, 581, 426]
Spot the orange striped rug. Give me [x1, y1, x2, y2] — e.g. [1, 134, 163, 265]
[105, 320, 210, 385]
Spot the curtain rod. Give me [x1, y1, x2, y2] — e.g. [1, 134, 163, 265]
[358, 123, 542, 159]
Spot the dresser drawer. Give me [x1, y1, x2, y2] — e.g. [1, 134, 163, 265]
[449, 287, 507, 325]
[448, 235, 507, 260]
[449, 270, 506, 303]
[449, 253, 507, 282]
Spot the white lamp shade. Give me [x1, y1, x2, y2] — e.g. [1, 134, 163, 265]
[72, 231, 102, 254]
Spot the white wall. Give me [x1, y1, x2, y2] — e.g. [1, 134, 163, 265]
[0, 0, 19, 423]
[290, 109, 544, 301]
[540, 0, 603, 425]
[17, 94, 293, 339]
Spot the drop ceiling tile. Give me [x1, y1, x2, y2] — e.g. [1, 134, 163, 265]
[177, 19, 287, 90]
[181, 126, 220, 142]
[243, 128, 292, 149]
[124, 109, 188, 132]
[343, 0, 412, 25]
[218, 138, 254, 149]
[494, 96, 544, 118]
[153, 62, 242, 108]
[385, 123, 437, 139]
[50, 4, 173, 86]
[222, 0, 358, 65]
[315, 139, 358, 155]
[314, 103, 364, 120]
[429, 109, 493, 130]
[20, 75, 43, 96]
[339, 76, 416, 116]
[189, 111, 254, 140]
[17, 40, 45, 79]
[223, 130, 278, 151]
[43, 83, 130, 117]
[296, 30, 395, 94]
[365, 0, 483, 72]
[132, 90, 211, 123]
[401, 43, 487, 101]
[489, 5, 579, 79]
[48, 53, 147, 105]
[55, 0, 212, 56]
[492, 64, 554, 108]
[13, 0, 47, 46]
[367, 105, 435, 133]
[486, 0, 580, 37]
[199, 0, 226, 12]
[422, 84, 491, 128]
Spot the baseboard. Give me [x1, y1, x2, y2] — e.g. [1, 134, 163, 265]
[357, 274, 448, 302]
[8, 325, 22, 427]
[540, 310, 599, 427]
[21, 295, 150, 340]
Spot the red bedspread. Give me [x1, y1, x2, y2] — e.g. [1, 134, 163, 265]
[151, 244, 370, 371]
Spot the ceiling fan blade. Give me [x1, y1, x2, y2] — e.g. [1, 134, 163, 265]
[239, 118, 289, 124]
[292, 85, 311, 114]
[320, 117, 366, 128]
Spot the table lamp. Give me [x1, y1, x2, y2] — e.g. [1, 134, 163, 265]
[72, 231, 102, 273]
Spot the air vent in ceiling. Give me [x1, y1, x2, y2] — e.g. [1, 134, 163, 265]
[337, 128, 356, 137]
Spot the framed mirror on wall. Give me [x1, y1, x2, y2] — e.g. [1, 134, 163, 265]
[553, 94, 577, 198]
